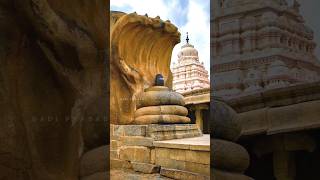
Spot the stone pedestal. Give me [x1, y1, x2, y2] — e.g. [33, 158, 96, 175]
[110, 124, 209, 179]
[111, 124, 201, 141]
[211, 98, 252, 180]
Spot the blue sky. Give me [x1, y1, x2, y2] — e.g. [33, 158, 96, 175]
[111, 0, 210, 75]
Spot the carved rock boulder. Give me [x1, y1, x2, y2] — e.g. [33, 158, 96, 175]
[110, 11, 180, 125]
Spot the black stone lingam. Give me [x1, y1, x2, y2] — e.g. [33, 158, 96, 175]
[155, 74, 164, 86]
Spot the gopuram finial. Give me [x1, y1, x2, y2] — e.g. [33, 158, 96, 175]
[186, 32, 189, 44]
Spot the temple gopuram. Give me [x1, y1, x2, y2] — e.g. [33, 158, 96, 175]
[172, 34, 210, 134]
[172, 33, 210, 94]
[212, 0, 320, 179]
[212, 0, 320, 99]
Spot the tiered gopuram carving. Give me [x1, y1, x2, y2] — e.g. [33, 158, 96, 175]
[212, 0, 320, 99]
[172, 33, 210, 93]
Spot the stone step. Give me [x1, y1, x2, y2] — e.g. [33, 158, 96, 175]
[110, 158, 132, 169]
[160, 168, 209, 180]
[154, 135, 210, 176]
[111, 124, 202, 141]
[131, 162, 160, 174]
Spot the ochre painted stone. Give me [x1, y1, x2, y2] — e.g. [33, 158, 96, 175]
[211, 139, 250, 173]
[135, 105, 188, 117]
[136, 90, 185, 109]
[134, 114, 191, 124]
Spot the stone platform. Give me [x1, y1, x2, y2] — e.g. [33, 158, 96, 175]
[154, 135, 210, 179]
[110, 124, 209, 179]
[111, 124, 202, 141]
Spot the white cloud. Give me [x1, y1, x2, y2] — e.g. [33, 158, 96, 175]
[111, 0, 210, 76]
[171, 0, 210, 77]
[111, 0, 171, 21]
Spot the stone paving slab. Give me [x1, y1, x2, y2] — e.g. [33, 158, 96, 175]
[153, 134, 210, 151]
[160, 168, 209, 180]
[110, 169, 172, 180]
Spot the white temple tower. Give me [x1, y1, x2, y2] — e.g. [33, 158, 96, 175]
[172, 33, 210, 93]
[212, 0, 320, 99]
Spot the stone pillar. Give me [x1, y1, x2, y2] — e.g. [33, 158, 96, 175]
[195, 106, 203, 131]
[194, 104, 208, 132]
[273, 150, 296, 180]
[253, 133, 316, 180]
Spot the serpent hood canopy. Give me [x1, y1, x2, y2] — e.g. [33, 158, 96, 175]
[110, 11, 181, 124]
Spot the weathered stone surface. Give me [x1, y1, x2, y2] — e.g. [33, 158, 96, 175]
[151, 148, 156, 164]
[156, 157, 186, 171]
[239, 99, 320, 136]
[147, 124, 202, 141]
[148, 124, 198, 132]
[145, 86, 170, 92]
[80, 145, 109, 177]
[80, 172, 108, 180]
[131, 162, 160, 174]
[111, 124, 202, 141]
[185, 150, 210, 165]
[113, 125, 147, 137]
[110, 150, 119, 159]
[110, 159, 132, 169]
[156, 156, 209, 176]
[160, 168, 209, 180]
[154, 135, 210, 151]
[154, 136, 210, 175]
[111, 140, 121, 150]
[120, 136, 154, 147]
[111, 169, 171, 180]
[211, 139, 250, 173]
[136, 90, 185, 109]
[119, 146, 151, 163]
[211, 98, 242, 141]
[150, 130, 201, 141]
[134, 114, 191, 124]
[185, 162, 210, 176]
[211, 168, 253, 180]
[111, 12, 180, 124]
[135, 105, 188, 117]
